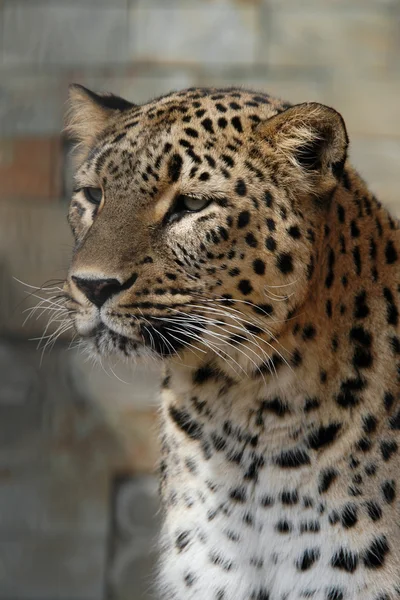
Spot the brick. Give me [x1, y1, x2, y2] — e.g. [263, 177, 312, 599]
[0, 73, 65, 136]
[265, 7, 394, 71]
[328, 78, 400, 137]
[129, 0, 257, 65]
[0, 137, 62, 200]
[2, 2, 128, 66]
[0, 534, 106, 600]
[350, 136, 400, 213]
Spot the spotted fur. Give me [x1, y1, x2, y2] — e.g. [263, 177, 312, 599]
[64, 85, 400, 600]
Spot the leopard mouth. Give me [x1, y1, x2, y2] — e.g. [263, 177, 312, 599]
[80, 317, 197, 358]
[86, 323, 142, 357]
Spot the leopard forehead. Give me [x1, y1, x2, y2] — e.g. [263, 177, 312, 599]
[75, 88, 288, 191]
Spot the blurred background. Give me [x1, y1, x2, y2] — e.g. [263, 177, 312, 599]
[0, 0, 400, 599]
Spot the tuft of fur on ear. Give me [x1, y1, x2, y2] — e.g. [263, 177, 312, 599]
[258, 102, 349, 193]
[64, 84, 134, 159]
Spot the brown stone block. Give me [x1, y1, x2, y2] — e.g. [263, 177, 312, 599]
[0, 137, 62, 201]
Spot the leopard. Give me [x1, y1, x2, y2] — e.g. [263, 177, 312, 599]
[63, 84, 400, 600]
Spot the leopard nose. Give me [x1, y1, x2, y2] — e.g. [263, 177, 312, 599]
[72, 276, 123, 307]
[71, 272, 138, 307]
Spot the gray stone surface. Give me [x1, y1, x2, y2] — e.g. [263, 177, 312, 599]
[0, 535, 106, 600]
[129, 0, 258, 65]
[0, 73, 65, 135]
[107, 475, 160, 600]
[0, 336, 161, 600]
[266, 7, 394, 71]
[328, 77, 400, 137]
[2, 3, 129, 66]
[350, 136, 400, 212]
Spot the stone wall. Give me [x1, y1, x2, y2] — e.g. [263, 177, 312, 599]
[0, 1, 399, 599]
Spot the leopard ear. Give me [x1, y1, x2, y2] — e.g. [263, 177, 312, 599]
[259, 102, 349, 181]
[65, 84, 135, 152]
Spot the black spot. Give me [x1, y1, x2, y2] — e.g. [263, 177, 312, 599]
[326, 588, 344, 600]
[253, 259, 265, 275]
[237, 210, 250, 228]
[336, 375, 365, 408]
[365, 500, 382, 521]
[280, 490, 298, 505]
[353, 346, 373, 369]
[274, 448, 310, 468]
[266, 218, 275, 231]
[210, 552, 233, 571]
[193, 363, 218, 384]
[231, 116, 243, 133]
[235, 179, 247, 196]
[275, 519, 292, 533]
[201, 118, 214, 134]
[303, 325, 316, 340]
[365, 463, 377, 477]
[350, 220, 360, 237]
[362, 414, 377, 433]
[184, 572, 196, 587]
[288, 225, 301, 239]
[382, 479, 396, 504]
[218, 117, 228, 128]
[260, 398, 290, 417]
[389, 408, 400, 430]
[291, 349, 302, 367]
[296, 548, 320, 571]
[252, 303, 274, 316]
[363, 536, 389, 569]
[326, 299, 333, 318]
[168, 405, 203, 440]
[260, 495, 274, 508]
[308, 423, 342, 450]
[337, 204, 345, 223]
[319, 468, 338, 493]
[354, 290, 369, 319]
[380, 439, 398, 461]
[229, 486, 247, 503]
[340, 503, 358, 528]
[276, 252, 293, 274]
[304, 397, 320, 412]
[383, 287, 398, 325]
[384, 392, 394, 411]
[245, 232, 258, 248]
[390, 335, 400, 354]
[352, 246, 362, 275]
[350, 326, 372, 347]
[251, 589, 270, 600]
[385, 240, 398, 264]
[184, 127, 198, 138]
[265, 236, 277, 252]
[331, 548, 358, 573]
[264, 190, 273, 207]
[176, 530, 191, 552]
[168, 153, 183, 182]
[357, 437, 372, 452]
[238, 279, 253, 295]
[300, 520, 320, 533]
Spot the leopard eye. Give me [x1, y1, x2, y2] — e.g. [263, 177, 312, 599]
[181, 195, 210, 212]
[83, 187, 103, 205]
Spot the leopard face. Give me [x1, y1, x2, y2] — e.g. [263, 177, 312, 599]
[64, 86, 347, 363]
